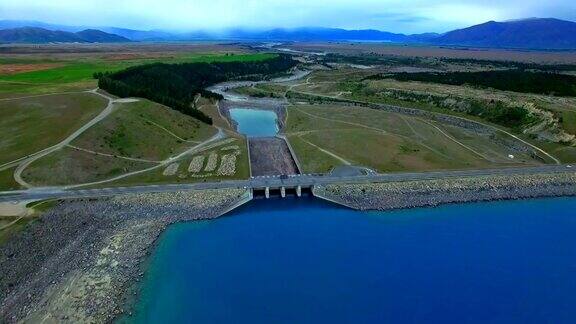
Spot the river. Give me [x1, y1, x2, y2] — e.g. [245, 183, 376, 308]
[127, 197, 576, 323]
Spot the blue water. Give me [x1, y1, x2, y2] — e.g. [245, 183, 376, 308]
[130, 197, 576, 323]
[229, 108, 279, 137]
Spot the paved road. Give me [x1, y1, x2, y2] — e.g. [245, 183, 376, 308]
[0, 164, 573, 203]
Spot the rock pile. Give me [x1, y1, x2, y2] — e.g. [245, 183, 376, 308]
[0, 189, 249, 323]
[315, 173, 576, 211]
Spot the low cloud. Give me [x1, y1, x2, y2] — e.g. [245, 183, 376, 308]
[1, 0, 575, 33]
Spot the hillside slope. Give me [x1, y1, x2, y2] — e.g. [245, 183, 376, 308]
[433, 18, 576, 49]
[0, 27, 130, 43]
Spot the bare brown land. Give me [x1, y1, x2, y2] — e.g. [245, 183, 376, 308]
[285, 42, 576, 63]
[0, 42, 246, 54]
[0, 63, 64, 75]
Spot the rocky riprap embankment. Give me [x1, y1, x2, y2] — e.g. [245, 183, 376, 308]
[314, 173, 576, 211]
[0, 189, 250, 323]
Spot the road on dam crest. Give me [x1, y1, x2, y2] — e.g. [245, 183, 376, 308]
[0, 164, 573, 203]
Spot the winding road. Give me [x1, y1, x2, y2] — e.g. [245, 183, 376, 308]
[10, 89, 121, 188]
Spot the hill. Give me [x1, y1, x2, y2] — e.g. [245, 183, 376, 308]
[433, 18, 576, 49]
[75, 29, 131, 42]
[223, 27, 422, 42]
[0, 27, 83, 43]
[2, 18, 576, 49]
[0, 27, 131, 43]
[0, 20, 82, 32]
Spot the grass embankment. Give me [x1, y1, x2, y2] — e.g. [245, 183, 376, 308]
[285, 104, 542, 174]
[196, 97, 233, 131]
[0, 167, 20, 191]
[0, 53, 275, 97]
[106, 134, 251, 187]
[22, 99, 217, 186]
[0, 92, 107, 165]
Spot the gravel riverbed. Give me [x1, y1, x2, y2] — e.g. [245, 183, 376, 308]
[0, 189, 250, 323]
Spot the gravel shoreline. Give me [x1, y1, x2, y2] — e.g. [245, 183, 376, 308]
[314, 173, 576, 210]
[0, 189, 250, 323]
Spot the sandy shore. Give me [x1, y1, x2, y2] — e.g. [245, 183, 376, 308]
[0, 189, 251, 323]
[314, 172, 576, 210]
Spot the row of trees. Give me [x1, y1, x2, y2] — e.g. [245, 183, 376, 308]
[95, 54, 297, 124]
[440, 58, 576, 72]
[378, 70, 576, 97]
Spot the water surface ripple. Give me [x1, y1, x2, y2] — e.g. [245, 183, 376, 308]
[130, 197, 576, 324]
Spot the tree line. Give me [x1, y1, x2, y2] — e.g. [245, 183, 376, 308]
[370, 70, 576, 97]
[95, 54, 297, 124]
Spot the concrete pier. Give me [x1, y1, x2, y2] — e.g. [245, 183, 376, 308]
[281, 187, 286, 198]
[265, 187, 270, 199]
[296, 185, 302, 197]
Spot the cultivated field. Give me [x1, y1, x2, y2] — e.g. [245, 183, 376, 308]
[0, 44, 265, 97]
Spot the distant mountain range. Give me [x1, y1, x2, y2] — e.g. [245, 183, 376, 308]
[1, 18, 575, 49]
[432, 18, 576, 49]
[216, 27, 440, 43]
[0, 27, 130, 43]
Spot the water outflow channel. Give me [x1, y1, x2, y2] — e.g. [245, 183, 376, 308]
[207, 71, 309, 180]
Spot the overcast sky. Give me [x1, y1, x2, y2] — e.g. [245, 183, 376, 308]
[1, 0, 575, 33]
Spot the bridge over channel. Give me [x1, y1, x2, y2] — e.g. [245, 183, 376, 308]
[0, 165, 573, 203]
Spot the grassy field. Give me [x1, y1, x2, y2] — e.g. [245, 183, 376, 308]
[22, 146, 148, 186]
[0, 167, 19, 191]
[0, 92, 107, 165]
[102, 134, 251, 187]
[0, 53, 276, 97]
[285, 104, 542, 173]
[287, 135, 345, 173]
[197, 97, 234, 131]
[1, 50, 275, 188]
[290, 68, 576, 162]
[21, 99, 218, 187]
[73, 99, 217, 160]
